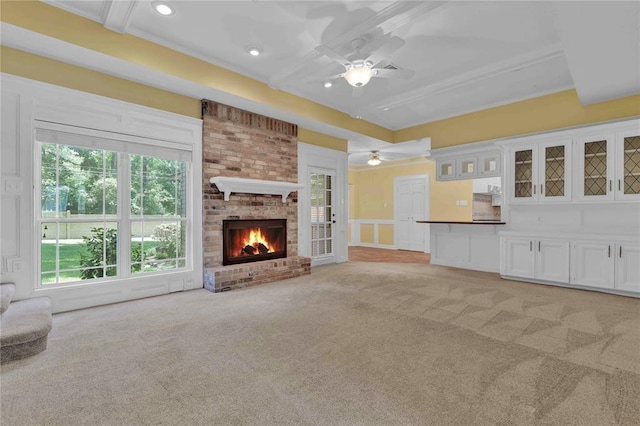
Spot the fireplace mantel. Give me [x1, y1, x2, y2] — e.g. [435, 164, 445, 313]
[210, 176, 303, 203]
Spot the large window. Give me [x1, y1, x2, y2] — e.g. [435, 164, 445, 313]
[36, 128, 190, 287]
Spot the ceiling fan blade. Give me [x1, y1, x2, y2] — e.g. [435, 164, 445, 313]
[373, 68, 415, 80]
[304, 72, 344, 85]
[316, 45, 352, 67]
[365, 36, 406, 67]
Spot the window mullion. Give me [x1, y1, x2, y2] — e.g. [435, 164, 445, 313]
[120, 153, 131, 279]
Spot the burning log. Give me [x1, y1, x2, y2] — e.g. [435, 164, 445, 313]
[257, 243, 269, 254]
[242, 245, 257, 255]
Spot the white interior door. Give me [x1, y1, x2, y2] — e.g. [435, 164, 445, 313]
[310, 169, 336, 265]
[394, 175, 429, 252]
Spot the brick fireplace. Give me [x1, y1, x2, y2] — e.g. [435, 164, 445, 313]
[202, 100, 310, 292]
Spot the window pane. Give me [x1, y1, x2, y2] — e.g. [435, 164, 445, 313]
[132, 220, 186, 274]
[131, 156, 186, 217]
[40, 144, 118, 217]
[41, 222, 117, 285]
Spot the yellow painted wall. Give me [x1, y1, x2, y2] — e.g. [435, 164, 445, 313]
[0, 46, 345, 152]
[1, 0, 392, 142]
[378, 225, 394, 246]
[349, 158, 474, 246]
[395, 90, 640, 149]
[1, 46, 201, 118]
[360, 224, 374, 244]
[298, 129, 347, 152]
[350, 158, 472, 222]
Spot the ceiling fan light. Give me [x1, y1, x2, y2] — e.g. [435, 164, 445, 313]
[344, 61, 374, 87]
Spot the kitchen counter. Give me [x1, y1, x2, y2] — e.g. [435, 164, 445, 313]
[417, 220, 506, 225]
[421, 221, 503, 273]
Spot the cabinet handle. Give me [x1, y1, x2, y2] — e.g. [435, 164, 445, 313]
[540, 184, 544, 195]
[609, 180, 612, 192]
[620, 246, 622, 258]
[608, 245, 611, 258]
[530, 241, 533, 252]
[538, 241, 541, 252]
[619, 180, 621, 191]
[533, 185, 536, 195]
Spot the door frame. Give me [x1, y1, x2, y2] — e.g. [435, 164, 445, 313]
[394, 174, 430, 253]
[297, 143, 348, 266]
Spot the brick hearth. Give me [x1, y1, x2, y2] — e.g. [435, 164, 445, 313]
[202, 100, 311, 291]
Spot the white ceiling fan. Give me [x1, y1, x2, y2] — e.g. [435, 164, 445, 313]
[316, 36, 414, 91]
[348, 138, 431, 166]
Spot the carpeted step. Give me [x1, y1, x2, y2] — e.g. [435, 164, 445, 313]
[1, 297, 52, 364]
[1, 283, 16, 315]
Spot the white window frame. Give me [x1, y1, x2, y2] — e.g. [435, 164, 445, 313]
[34, 123, 194, 288]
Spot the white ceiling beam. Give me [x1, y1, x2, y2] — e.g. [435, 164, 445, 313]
[364, 44, 566, 114]
[103, 0, 139, 34]
[552, 1, 640, 105]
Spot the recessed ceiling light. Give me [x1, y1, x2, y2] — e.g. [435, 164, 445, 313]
[248, 47, 262, 56]
[152, 1, 175, 16]
[383, 107, 390, 111]
[323, 81, 333, 88]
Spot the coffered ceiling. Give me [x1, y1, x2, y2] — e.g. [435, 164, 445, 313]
[3, 1, 639, 163]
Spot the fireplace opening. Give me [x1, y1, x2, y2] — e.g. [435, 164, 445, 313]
[223, 219, 287, 266]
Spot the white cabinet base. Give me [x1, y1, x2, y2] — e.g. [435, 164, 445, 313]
[430, 224, 501, 273]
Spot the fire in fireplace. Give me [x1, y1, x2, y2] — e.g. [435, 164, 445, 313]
[223, 219, 287, 265]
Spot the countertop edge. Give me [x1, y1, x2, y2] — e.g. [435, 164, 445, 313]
[416, 221, 506, 225]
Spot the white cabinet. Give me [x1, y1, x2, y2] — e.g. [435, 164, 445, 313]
[478, 152, 501, 176]
[615, 243, 640, 292]
[436, 158, 457, 180]
[509, 139, 571, 204]
[572, 241, 640, 292]
[435, 150, 502, 181]
[458, 157, 478, 178]
[615, 129, 640, 201]
[503, 236, 569, 282]
[436, 156, 477, 180]
[574, 129, 640, 202]
[571, 241, 615, 289]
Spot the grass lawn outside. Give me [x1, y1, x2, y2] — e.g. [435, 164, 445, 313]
[41, 240, 162, 284]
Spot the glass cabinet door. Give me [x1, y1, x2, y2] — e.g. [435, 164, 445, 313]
[458, 157, 477, 178]
[479, 153, 501, 176]
[621, 134, 640, 197]
[541, 143, 567, 200]
[575, 135, 614, 201]
[437, 159, 457, 180]
[538, 140, 571, 202]
[513, 148, 535, 201]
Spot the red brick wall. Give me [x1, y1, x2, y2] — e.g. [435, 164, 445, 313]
[202, 100, 300, 271]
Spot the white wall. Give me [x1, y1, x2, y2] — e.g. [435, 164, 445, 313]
[0, 74, 203, 313]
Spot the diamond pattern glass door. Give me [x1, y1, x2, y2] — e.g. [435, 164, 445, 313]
[544, 145, 565, 197]
[514, 149, 533, 198]
[310, 171, 334, 258]
[583, 140, 608, 196]
[623, 136, 640, 195]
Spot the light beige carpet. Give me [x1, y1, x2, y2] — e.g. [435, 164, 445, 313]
[2, 262, 639, 425]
